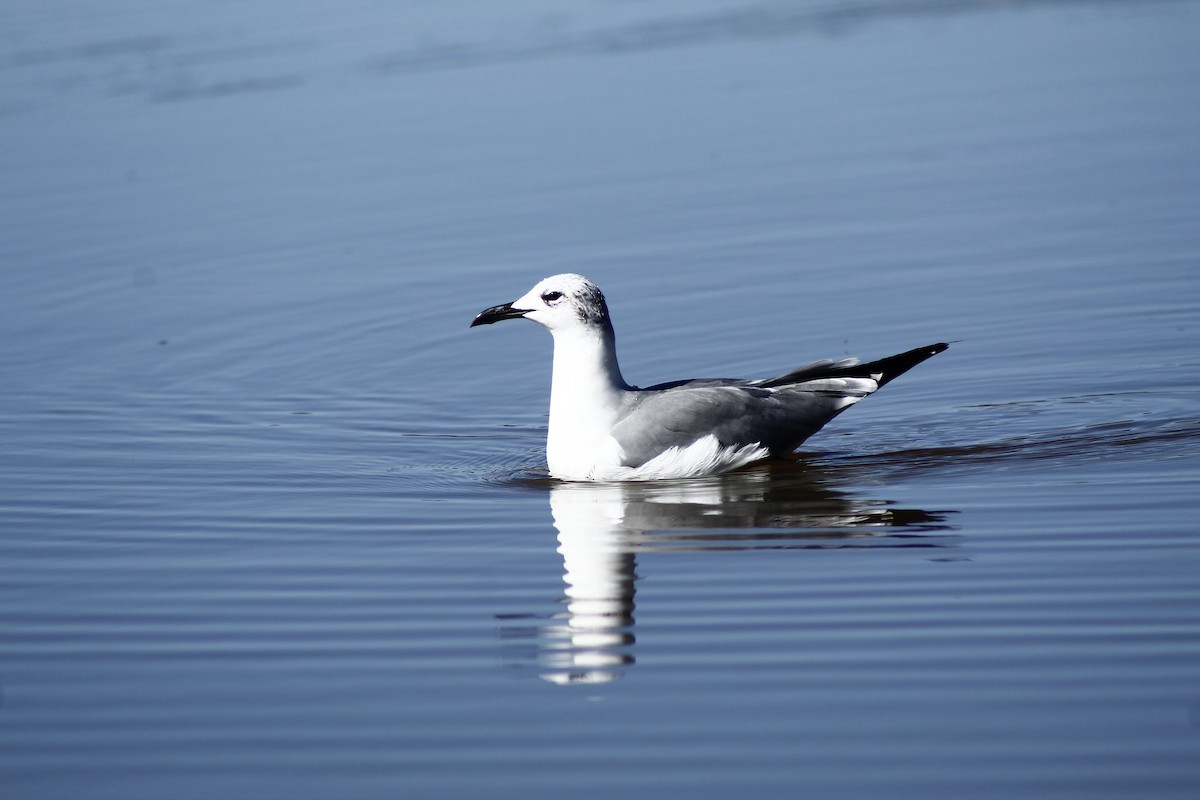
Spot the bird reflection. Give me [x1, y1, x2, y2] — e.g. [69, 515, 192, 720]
[499, 459, 954, 684]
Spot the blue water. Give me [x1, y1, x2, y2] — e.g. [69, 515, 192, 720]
[2, 1, 1199, 798]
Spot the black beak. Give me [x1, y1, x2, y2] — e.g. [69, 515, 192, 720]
[470, 302, 528, 327]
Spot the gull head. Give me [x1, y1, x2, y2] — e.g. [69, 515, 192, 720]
[470, 273, 613, 336]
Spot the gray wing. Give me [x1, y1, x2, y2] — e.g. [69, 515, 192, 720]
[611, 379, 870, 468]
[612, 343, 949, 468]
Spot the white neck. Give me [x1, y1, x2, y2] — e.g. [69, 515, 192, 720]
[545, 326, 629, 479]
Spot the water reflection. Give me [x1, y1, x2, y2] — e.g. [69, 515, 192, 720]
[501, 462, 954, 684]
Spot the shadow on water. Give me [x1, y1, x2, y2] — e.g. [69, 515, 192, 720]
[364, 0, 1135, 76]
[4, 0, 1144, 112]
[497, 459, 957, 685]
[492, 406, 1200, 683]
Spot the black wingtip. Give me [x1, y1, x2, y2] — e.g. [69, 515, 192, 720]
[869, 342, 949, 387]
[757, 342, 949, 389]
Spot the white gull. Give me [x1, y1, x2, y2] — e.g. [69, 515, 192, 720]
[471, 273, 947, 482]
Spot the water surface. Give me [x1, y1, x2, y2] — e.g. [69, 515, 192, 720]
[2, 1, 1199, 798]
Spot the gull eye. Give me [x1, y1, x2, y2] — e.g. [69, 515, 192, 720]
[541, 290, 564, 304]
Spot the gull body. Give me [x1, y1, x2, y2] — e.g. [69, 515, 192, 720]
[471, 274, 947, 482]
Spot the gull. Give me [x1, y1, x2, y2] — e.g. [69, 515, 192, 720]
[471, 273, 947, 482]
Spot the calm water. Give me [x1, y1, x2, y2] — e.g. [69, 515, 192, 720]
[2, 1, 1199, 797]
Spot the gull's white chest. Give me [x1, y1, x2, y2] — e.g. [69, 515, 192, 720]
[543, 329, 628, 481]
[545, 384, 624, 481]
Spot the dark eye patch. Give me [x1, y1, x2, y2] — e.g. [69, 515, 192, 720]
[541, 290, 564, 303]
